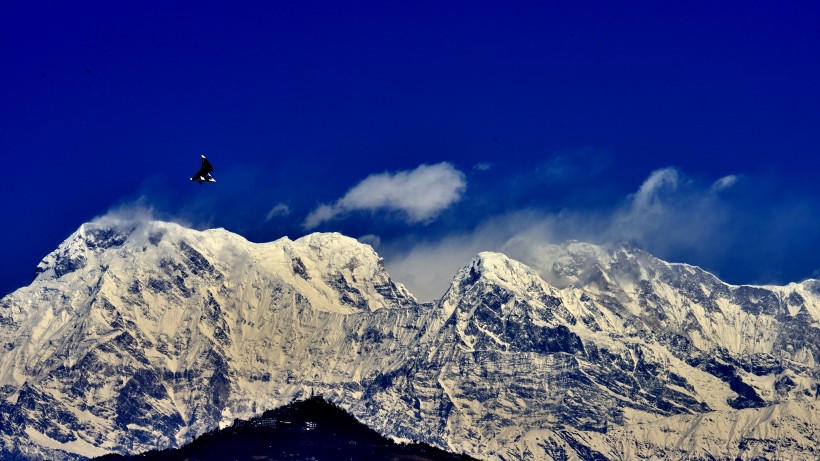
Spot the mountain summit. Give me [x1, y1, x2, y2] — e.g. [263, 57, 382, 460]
[1, 219, 818, 460]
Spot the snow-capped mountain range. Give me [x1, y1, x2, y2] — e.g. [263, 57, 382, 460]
[1, 218, 817, 460]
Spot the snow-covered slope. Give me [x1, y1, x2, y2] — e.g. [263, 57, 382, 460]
[0, 219, 817, 460]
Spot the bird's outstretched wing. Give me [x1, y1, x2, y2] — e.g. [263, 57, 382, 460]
[200, 155, 214, 175]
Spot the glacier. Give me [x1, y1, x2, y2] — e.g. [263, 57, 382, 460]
[0, 218, 817, 460]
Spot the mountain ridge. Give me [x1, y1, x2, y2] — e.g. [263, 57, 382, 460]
[1, 218, 818, 460]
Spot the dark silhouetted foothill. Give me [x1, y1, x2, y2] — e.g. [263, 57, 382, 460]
[94, 396, 479, 461]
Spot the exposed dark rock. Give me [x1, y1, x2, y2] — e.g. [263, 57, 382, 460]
[177, 241, 222, 282]
[85, 227, 133, 251]
[290, 256, 310, 280]
[47, 253, 88, 278]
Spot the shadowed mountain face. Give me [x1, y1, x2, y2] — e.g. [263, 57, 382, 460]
[94, 396, 478, 461]
[0, 219, 818, 460]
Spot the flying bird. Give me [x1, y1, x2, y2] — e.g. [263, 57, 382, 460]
[191, 155, 216, 184]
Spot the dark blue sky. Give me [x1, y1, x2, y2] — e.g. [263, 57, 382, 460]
[2, 1, 819, 298]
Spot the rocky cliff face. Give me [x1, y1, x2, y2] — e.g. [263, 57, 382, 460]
[0, 219, 817, 460]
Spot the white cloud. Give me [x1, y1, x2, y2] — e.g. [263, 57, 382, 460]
[304, 162, 467, 229]
[711, 174, 739, 192]
[265, 203, 291, 221]
[304, 204, 339, 230]
[473, 162, 492, 171]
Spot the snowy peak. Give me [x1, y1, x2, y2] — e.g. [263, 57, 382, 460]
[437, 252, 580, 353]
[34, 222, 131, 281]
[31, 220, 415, 315]
[33, 219, 198, 282]
[451, 252, 551, 294]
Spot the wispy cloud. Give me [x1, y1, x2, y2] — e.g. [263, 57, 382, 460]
[304, 162, 467, 229]
[356, 234, 382, 248]
[711, 174, 739, 192]
[89, 200, 198, 247]
[92, 200, 157, 227]
[629, 167, 681, 213]
[266, 203, 291, 221]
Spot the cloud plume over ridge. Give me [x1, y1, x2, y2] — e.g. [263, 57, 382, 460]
[382, 166, 813, 301]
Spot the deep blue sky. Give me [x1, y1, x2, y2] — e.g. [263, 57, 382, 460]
[2, 1, 819, 299]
